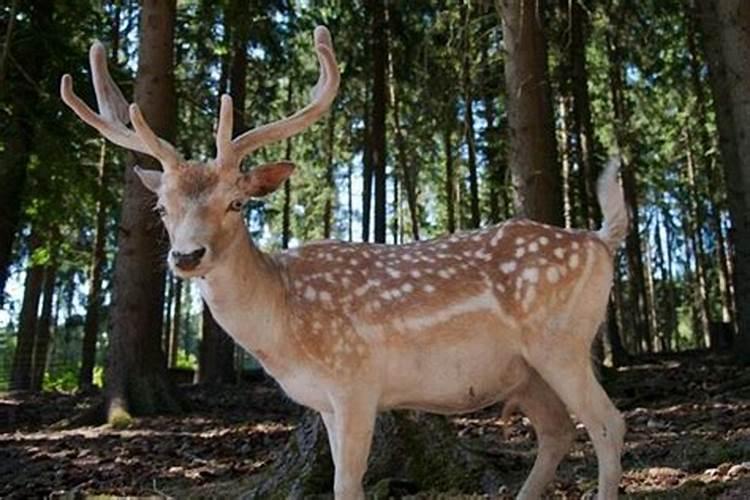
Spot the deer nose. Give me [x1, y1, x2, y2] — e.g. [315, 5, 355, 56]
[172, 247, 206, 271]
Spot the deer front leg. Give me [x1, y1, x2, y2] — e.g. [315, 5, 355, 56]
[329, 397, 377, 500]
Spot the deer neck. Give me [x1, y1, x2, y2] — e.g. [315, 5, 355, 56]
[196, 227, 292, 376]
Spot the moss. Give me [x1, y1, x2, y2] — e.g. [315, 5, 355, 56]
[107, 407, 133, 429]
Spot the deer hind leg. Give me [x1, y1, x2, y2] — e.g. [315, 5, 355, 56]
[510, 369, 576, 500]
[329, 396, 377, 500]
[530, 345, 625, 500]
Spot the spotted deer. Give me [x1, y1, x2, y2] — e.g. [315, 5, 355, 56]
[62, 26, 627, 500]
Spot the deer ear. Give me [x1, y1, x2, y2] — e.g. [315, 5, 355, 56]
[239, 161, 295, 197]
[134, 165, 163, 193]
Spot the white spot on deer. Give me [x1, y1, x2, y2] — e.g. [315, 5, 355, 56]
[319, 290, 332, 302]
[350, 258, 359, 266]
[500, 261, 517, 274]
[555, 233, 563, 239]
[515, 237, 525, 245]
[554, 247, 565, 259]
[539, 236, 549, 245]
[423, 284, 436, 293]
[304, 286, 317, 301]
[380, 290, 393, 300]
[491, 229, 505, 247]
[391, 288, 403, 299]
[410, 270, 421, 279]
[496, 283, 506, 292]
[375, 261, 384, 268]
[471, 234, 482, 242]
[522, 267, 539, 284]
[438, 243, 449, 250]
[572, 241, 580, 250]
[341, 277, 351, 288]
[474, 249, 492, 261]
[386, 267, 401, 279]
[546, 267, 560, 283]
[438, 269, 451, 279]
[402, 282, 414, 293]
[515, 247, 525, 258]
[569, 253, 580, 269]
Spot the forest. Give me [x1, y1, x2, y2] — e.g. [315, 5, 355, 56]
[1, 0, 750, 498]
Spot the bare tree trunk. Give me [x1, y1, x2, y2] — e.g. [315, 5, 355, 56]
[30, 261, 56, 391]
[461, 0, 481, 229]
[497, 0, 563, 226]
[697, 0, 750, 362]
[282, 83, 293, 249]
[79, 143, 109, 389]
[198, 303, 236, 385]
[168, 279, 182, 368]
[369, 0, 388, 244]
[388, 50, 419, 241]
[323, 111, 336, 239]
[444, 124, 456, 234]
[10, 233, 44, 391]
[362, 89, 373, 242]
[105, 0, 181, 422]
[569, 0, 599, 228]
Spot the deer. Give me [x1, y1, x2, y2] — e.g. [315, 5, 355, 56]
[61, 26, 627, 500]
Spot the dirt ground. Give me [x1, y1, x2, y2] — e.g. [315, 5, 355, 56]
[1, 353, 749, 499]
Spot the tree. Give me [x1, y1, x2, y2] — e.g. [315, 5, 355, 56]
[369, 0, 388, 244]
[0, 0, 54, 304]
[105, 0, 181, 423]
[497, 0, 563, 226]
[697, 0, 750, 363]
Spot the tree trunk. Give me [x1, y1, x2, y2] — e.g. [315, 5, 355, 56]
[282, 83, 293, 249]
[389, 53, 419, 241]
[362, 89, 373, 243]
[461, 0, 481, 229]
[168, 278, 182, 368]
[198, 303, 236, 385]
[369, 0, 388, 244]
[444, 124, 457, 234]
[0, 0, 54, 305]
[569, 0, 599, 228]
[323, 111, 336, 239]
[10, 234, 44, 391]
[79, 143, 109, 389]
[606, 21, 654, 353]
[105, 0, 181, 423]
[248, 411, 509, 498]
[697, 0, 750, 362]
[30, 261, 57, 391]
[497, 0, 563, 226]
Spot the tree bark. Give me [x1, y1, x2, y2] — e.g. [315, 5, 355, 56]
[80, 144, 109, 389]
[30, 261, 56, 391]
[198, 303, 236, 385]
[444, 124, 456, 234]
[461, 0, 481, 229]
[362, 88, 373, 243]
[168, 278, 182, 368]
[697, 0, 750, 362]
[323, 111, 336, 239]
[497, 0, 563, 226]
[369, 0, 388, 244]
[105, 0, 181, 422]
[10, 233, 44, 391]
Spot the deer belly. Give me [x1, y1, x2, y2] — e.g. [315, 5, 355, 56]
[380, 335, 527, 415]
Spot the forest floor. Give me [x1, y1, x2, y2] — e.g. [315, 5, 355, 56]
[1, 353, 749, 499]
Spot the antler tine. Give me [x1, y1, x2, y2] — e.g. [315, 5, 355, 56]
[222, 26, 340, 164]
[60, 41, 181, 168]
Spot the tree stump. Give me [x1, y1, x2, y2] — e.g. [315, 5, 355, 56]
[246, 409, 517, 498]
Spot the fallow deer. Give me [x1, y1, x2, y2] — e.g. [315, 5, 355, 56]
[62, 26, 627, 500]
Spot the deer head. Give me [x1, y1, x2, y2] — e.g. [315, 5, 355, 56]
[61, 27, 339, 277]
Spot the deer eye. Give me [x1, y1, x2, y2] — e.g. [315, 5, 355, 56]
[155, 205, 167, 217]
[228, 199, 244, 212]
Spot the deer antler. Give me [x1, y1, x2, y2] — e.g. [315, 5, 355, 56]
[60, 41, 182, 168]
[215, 26, 340, 168]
